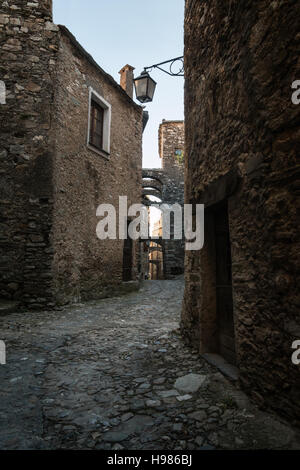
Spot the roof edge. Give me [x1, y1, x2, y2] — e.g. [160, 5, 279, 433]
[58, 25, 142, 112]
[160, 120, 184, 124]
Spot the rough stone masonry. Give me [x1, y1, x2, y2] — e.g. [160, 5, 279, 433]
[182, 0, 300, 425]
[0, 0, 143, 308]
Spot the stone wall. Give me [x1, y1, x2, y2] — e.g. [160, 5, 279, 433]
[0, 1, 143, 307]
[159, 120, 185, 180]
[0, 0, 59, 308]
[52, 28, 143, 304]
[182, 0, 300, 423]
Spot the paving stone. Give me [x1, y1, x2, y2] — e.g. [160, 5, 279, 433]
[153, 378, 166, 385]
[102, 431, 129, 443]
[146, 400, 161, 408]
[197, 403, 210, 409]
[130, 400, 145, 411]
[174, 373, 207, 393]
[138, 383, 151, 390]
[112, 443, 125, 450]
[156, 390, 179, 398]
[110, 418, 120, 426]
[188, 411, 207, 422]
[0, 278, 298, 451]
[208, 406, 220, 414]
[173, 423, 183, 432]
[195, 436, 204, 447]
[121, 412, 134, 422]
[208, 432, 219, 447]
[123, 415, 154, 434]
[176, 394, 192, 401]
[235, 437, 244, 446]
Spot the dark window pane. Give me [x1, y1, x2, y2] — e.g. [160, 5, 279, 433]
[89, 100, 104, 151]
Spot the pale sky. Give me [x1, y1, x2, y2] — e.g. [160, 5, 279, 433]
[53, 0, 184, 169]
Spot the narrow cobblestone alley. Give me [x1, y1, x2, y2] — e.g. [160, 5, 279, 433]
[0, 278, 299, 450]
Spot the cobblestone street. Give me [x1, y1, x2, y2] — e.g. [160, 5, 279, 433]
[0, 278, 299, 450]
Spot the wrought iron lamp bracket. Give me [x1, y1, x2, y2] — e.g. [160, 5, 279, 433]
[144, 56, 184, 77]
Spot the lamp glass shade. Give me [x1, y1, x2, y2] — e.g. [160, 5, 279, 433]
[134, 71, 157, 103]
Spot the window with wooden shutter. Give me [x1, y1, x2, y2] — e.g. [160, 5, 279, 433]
[87, 88, 111, 158]
[89, 100, 104, 151]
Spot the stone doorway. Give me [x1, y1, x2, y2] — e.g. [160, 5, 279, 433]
[214, 203, 236, 365]
[197, 199, 237, 369]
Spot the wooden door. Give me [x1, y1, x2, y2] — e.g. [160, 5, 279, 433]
[122, 221, 133, 282]
[214, 204, 236, 364]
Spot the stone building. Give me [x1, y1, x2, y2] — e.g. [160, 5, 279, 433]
[0, 0, 143, 308]
[143, 120, 185, 279]
[182, 0, 300, 423]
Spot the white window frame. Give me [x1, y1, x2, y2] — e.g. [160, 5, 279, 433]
[87, 86, 111, 159]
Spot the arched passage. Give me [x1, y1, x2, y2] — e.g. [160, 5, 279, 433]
[149, 240, 164, 280]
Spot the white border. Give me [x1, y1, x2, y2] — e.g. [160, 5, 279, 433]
[87, 86, 111, 159]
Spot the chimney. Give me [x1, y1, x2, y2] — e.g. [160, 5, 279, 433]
[40, 0, 53, 19]
[119, 65, 135, 99]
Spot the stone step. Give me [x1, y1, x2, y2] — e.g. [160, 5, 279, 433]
[202, 353, 239, 382]
[0, 300, 20, 316]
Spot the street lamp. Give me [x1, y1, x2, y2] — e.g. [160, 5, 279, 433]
[134, 56, 184, 104]
[134, 70, 157, 104]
